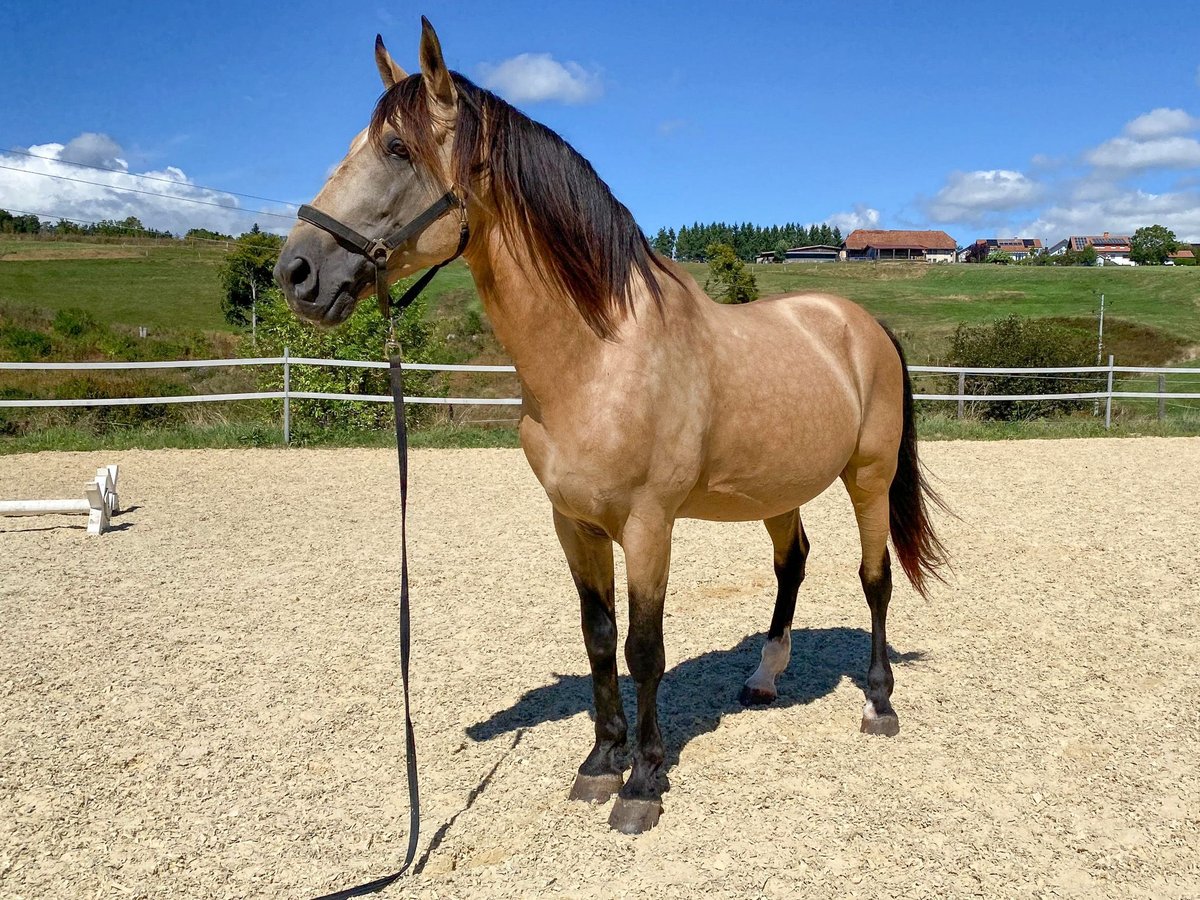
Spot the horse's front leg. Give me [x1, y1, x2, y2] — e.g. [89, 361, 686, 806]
[553, 510, 627, 803]
[608, 514, 673, 834]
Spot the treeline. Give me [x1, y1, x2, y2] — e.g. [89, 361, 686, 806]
[0, 208, 236, 243]
[650, 221, 844, 262]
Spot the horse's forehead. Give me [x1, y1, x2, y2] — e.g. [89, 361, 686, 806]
[349, 128, 370, 154]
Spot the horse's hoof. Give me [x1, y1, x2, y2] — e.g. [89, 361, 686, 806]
[738, 684, 777, 707]
[860, 712, 900, 737]
[608, 797, 662, 834]
[569, 772, 624, 804]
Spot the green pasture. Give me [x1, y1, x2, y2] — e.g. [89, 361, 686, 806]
[684, 261, 1200, 364]
[2, 237, 1195, 365]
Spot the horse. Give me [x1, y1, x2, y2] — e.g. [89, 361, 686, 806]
[274, 17, 948, 835]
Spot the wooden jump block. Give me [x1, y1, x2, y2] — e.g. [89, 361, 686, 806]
[0, 464, 121, 535]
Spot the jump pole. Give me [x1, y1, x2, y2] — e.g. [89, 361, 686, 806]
[0, 465, 120, 535]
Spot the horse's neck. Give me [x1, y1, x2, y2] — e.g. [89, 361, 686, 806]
[465, 227, 605, 401]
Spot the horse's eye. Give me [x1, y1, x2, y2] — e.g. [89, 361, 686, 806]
[387, 138, 410, 160]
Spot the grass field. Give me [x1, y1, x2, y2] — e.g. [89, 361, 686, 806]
[2, 237, 1196, 364]
[3, 238, 1199, 450]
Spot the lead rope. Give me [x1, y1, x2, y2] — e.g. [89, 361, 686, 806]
[309, 201, 468, 900]
[311, 321, 419, 900]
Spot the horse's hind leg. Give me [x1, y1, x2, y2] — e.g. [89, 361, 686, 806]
[554, 510, 628, 803]
[740, 509, 809, 706]
[842, 460, 900, 737]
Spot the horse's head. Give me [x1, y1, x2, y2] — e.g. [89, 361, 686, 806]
[275, 18, 465, 325]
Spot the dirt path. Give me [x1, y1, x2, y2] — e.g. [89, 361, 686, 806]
[1, 440, 1197, 898]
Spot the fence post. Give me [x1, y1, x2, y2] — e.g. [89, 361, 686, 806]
[1104, 354, 1114, 430]
[1158, 374, 1166, 422]
[283, 346, 291, 445]
[957, 370, 965, 419]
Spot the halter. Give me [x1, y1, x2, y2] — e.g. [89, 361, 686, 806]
[297, 190, 469, 320]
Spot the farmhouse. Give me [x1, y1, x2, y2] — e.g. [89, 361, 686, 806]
[964, 237, 1043, 262]
[842, 229, 957, 263]
[1046, 233, 1132, 261]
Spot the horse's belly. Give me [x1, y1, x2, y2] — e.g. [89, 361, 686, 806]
[677, 459, 847, 521]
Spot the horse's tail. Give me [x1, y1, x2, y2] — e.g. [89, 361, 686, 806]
[882, 325, 949, 598]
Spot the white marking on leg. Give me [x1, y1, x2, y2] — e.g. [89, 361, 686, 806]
[862, 698, 879, 720]
[745, 628, 791, 696]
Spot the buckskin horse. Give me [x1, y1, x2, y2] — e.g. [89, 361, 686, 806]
[274, 18, 947, 834]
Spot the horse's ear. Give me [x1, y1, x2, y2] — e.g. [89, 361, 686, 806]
[418, 16, 457, 113]
[375, 34, 407, 88]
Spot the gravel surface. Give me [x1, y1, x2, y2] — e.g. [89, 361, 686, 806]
[1, 440, 1198, 899]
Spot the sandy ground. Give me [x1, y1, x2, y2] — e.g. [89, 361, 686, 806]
[1, 440, 1198, 899]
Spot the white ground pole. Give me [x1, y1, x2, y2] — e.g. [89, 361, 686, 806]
[0, 464, 120, 535]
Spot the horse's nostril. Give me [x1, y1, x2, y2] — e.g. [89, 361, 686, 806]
[287, 256, 312, 287]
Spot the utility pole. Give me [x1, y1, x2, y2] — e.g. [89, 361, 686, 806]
[250, 278, 258, 348]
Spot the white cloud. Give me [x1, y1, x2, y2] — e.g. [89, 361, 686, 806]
[1085, 135, 1200, 170]
[1122, 107, 1200, 139]
[927, 169, 1041, 223]
[1022, 186, 1200, 242]
[826, 204, 880, 232]
[0, 134, 290, 235]
[477, 53, 602, 105]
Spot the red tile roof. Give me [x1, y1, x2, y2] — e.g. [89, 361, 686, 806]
[844, 229, 957, 251]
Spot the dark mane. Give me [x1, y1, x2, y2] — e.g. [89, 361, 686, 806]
[370, 72, 678, 338]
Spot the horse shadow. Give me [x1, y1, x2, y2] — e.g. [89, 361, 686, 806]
[467, 627, 925, 768]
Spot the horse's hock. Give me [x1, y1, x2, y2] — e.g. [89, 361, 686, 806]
[2, 442, 1198, 898]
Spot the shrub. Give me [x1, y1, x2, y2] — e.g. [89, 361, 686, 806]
[51, 307, 97, 337]
[704, 243, 758, 303]
[254, 284, 448, 431]
[1, 325, 52, 360]
[945, 315, 1099, 421]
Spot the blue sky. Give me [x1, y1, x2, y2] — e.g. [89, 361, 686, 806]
[3, 1, 1200, 243]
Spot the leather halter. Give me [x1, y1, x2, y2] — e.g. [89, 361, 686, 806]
[297, 190, 469, 319]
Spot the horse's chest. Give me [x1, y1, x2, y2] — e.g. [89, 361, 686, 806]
[518, 417, 655, 528]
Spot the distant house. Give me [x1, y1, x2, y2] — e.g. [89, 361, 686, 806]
[965, 237, 1043, 263]
[842, 229, 957, 263]
[1167, 247, 1195, 264]
[783, 244, 841, 263]
[754, 244, 843, 264]
[1046, 233, 1132, 260]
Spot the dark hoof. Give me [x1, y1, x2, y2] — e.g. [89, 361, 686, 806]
[608, 797, 662, 834]
[860, 712, 900, 736]
[738, 684, 777, 707]
[569, 772, 624, 803]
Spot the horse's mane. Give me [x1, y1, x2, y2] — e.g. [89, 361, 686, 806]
[370, 72, 678, 338]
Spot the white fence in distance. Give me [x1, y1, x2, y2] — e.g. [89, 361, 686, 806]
[2, 353, 1198, 439]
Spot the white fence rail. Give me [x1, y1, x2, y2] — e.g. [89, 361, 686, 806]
[2, 353, 1198, 440]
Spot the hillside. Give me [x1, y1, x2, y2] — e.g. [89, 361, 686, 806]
[2, 236, 1198, 366]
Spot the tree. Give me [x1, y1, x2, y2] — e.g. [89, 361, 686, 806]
[985, 249, 1013, 265]
[1130, 224, 1180, 266]
[218, 229, 284, 331]
[650, 227, 675, 259]
[704, 243, 758, 303]
[1078, 245, 1098, 266]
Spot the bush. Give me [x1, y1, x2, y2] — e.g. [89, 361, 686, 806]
[51, 307, 97, 337]
[254, 284, 448, 431]
[945, 315, 1099, 421]
[1, 324, 52, 360]
[704, 243, 758, 303]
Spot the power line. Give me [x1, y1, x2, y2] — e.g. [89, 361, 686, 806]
[2, 147, 302, 208]
[0, 163, 297, 221]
